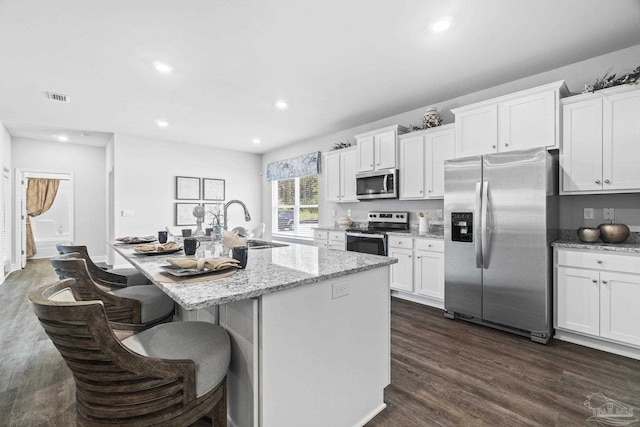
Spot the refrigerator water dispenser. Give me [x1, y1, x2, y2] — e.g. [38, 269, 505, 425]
[451, 212, 473, 242]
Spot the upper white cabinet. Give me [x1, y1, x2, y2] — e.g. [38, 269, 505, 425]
[561, 85, 640, 194]
[399, 124, 455, 199]
[452, 81, 568, 158]
[355, 125, 408, 172]
[324, 147, 358, 203]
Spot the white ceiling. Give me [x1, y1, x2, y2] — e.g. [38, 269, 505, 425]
[1, 0, 640, 153]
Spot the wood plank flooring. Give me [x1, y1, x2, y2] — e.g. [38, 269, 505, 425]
[2, 259, 639, 426]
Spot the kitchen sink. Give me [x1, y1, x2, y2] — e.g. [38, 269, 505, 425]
[247, 240, 289, 250]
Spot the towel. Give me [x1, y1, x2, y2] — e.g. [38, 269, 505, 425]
[166, 256, 240, 271]
[134, 242, 181, 253]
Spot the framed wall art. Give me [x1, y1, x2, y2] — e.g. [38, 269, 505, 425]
[175, 176, 201, 200]
[202, 178, 225, 201]
[175, 203, 200, 226]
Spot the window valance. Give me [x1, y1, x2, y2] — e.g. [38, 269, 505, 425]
[266, 151, 321, 181]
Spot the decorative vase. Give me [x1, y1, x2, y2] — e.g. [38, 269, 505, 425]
[423, 107, 443, 129]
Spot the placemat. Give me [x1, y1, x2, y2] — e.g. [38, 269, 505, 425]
[152, 268, 237, 284]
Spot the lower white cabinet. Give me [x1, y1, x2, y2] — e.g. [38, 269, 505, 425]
[389, 235, 444, 308]
[313, 230, 346, 250]
[555, 247, 640, 359]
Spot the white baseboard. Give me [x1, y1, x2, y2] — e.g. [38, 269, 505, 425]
[391, 290, 445, 310]
[554, 329, 640, 360]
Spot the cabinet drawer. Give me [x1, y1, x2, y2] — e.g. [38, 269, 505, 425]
[557, 249, 640, 275]
[328, 231, 345, 242]
[414, 239, 444, 252]
[315, 241, 328, 249]
[388, 236, 413, 249]
[328, 241, 345, 251]
[314, 230, 328, 240]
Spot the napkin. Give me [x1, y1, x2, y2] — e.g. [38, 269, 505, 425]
[166, 256, 240, 271]
[222, 230, 248, 248]
[134, 242, 181, 253]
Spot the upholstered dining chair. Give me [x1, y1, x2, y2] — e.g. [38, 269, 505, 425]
[50, 253, 174, 328]
[56, 244, 150, 286]
[29, 279, 230, 426]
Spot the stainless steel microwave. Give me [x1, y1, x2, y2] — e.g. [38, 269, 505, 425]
[356, 169, 398, 200]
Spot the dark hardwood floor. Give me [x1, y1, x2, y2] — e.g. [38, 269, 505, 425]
[2, 259, 639, 426]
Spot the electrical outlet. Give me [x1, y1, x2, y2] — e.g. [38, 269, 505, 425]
[121, 209, 134, 217]
[332, 209, 336, 217]
[603, 208, 615, 220]
[584, 208, 594, 220]
[332, 281, 349, 299]
[347, 209, 351, 217]
[437, 209, 443, 220]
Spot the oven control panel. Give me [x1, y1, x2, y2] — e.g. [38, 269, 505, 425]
[368, 211, 408, 223]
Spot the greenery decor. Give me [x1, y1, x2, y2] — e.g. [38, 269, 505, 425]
[330, 139, 352, 151]
[582, 65, 640, 93]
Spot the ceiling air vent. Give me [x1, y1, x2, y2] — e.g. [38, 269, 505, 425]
[45, 92, 70, 103]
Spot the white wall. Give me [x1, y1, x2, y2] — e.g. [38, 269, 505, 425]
[111, 134, 262, 263]
[262, 44, 640, 235]
[12, 138, 107, 259]
[0, 121, 12, 279]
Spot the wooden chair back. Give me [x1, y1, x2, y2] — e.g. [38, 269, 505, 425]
[56, 244, 128, 286]
[50, 253, 143, 325]
[29, 279, 226, 426]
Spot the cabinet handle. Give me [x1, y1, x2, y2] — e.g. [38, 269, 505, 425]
[408, 255, 411, 258]
[604, 179, 611, 184]
[492, 145, 496, 149]
[376, 163, 380, 166]
[504, 143, 509, 147]
[416, 256, 421, 259]
[428, 244, 432, 247]
[595, 180, 601, 184]
[370, 163, 373, 167]
[602, 280, 608, 285]
[398, 242, 402, 244]
[592, 279, 598, 283]
[597, 260, 603, 264]
[419, 190, 423, 194]
[428, 189, 432, 193]
[336, 196, 340, 199]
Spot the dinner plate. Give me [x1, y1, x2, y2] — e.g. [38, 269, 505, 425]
[134, 247, 183, 256]
[160, 264, 236, 277]
[116, 237, 157, 245]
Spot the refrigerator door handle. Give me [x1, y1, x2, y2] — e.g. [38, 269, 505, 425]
[481, 180, 489, 269]
[475, 181, 483, 268]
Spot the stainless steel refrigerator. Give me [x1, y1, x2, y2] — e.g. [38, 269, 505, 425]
[444, 148, 558, 343]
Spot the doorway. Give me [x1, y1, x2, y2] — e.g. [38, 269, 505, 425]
[16, 170, 74, 267]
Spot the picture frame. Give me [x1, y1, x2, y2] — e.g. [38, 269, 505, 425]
[175, 203, 200, 226]
[202, 178, 225, 201]
[175, 176, 201, 200]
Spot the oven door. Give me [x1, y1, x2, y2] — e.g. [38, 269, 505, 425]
[346, 232, 387, 256]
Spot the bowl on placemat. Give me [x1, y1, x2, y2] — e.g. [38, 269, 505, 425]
[577, 227, 600, 243]
[597, 222, 630, 243]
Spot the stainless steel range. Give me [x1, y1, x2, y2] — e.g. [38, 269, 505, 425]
[345, 211, 409, 256]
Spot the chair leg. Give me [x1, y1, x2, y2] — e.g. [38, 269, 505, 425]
[210, 380, 227, 426]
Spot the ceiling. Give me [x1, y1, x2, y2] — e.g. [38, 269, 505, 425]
[1, 0, 640, 154]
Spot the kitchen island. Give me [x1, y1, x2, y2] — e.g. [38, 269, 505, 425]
[111, 242, 397, 427]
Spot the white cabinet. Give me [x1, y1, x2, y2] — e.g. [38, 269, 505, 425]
[313, 230, 329, 249]
[389, 235, 444, 308]
[399, 124, 455, 200]
[328, 231, 346, 251]
[561, 85, 640, 194]
[324, 147, 358, 202]
[555, 248, 640, 357]
[414, 239, 445, 299]
[355, 125, 408, 172]
[452, 81, 567, 158]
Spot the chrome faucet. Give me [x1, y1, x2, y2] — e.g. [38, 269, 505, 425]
[223, 200, 252, 231]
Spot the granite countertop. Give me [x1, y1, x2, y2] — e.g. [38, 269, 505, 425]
[552, 229, 640, 253]
[111, 241, 397, 310]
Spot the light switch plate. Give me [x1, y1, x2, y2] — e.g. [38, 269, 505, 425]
[121, 209, 134, 217]
[584, 208, 594, 220]
[603, 208, 615, 220]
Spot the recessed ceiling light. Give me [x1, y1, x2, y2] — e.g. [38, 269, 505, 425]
[252, 138, 261, 144]
[56, 135, 69, 142]
[275, 100, 288, 110]
[153, 61, 173, 73]
[156, 119, 169, 127]
[430, 18, 451, 32]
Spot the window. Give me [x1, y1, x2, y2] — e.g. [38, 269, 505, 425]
[272, 175, 318, 238]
